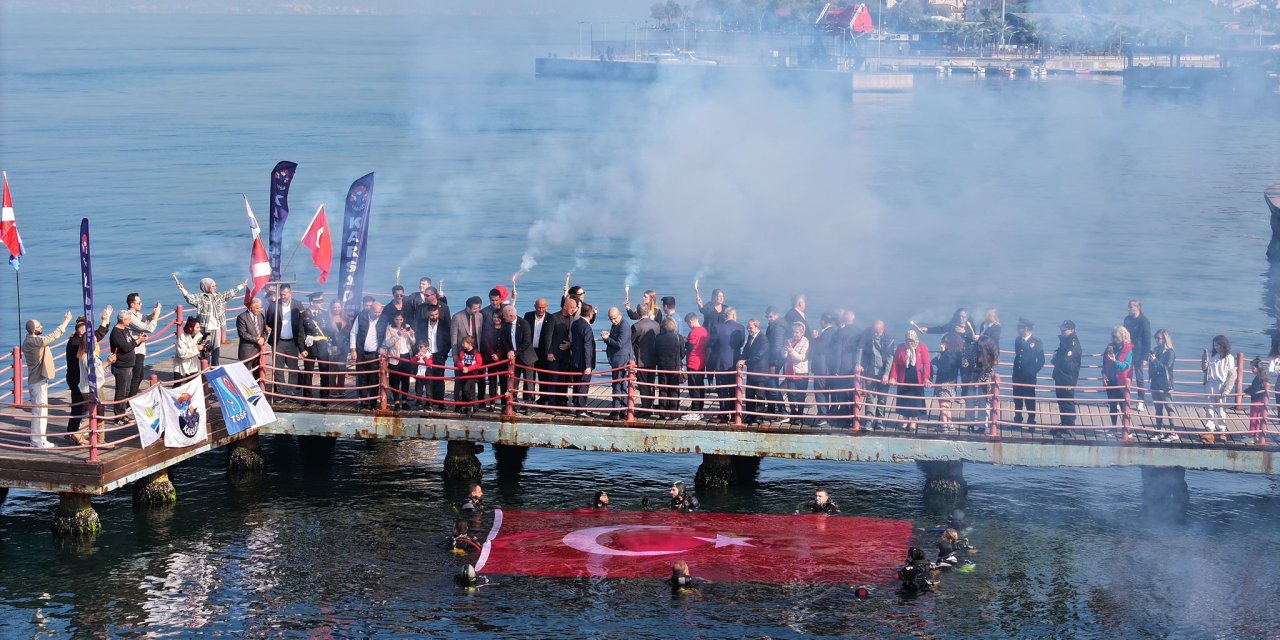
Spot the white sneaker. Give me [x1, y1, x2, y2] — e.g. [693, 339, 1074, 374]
[34, 441, 56, 449]
[1136, 401, 1146, 413]
[1204, 421, 1217, 431]
[681, 413, 702, 422]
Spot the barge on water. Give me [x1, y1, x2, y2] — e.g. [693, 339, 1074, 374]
[534, 55, 913, 93]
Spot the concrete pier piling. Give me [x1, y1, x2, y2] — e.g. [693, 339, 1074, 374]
[0, 486, 7, 507]
[52, 493, 100, 536]
[492, 444, 529, 474]
[297, 435, 337, 468]
[443, 441, 483, 480]
[132, 469, 177, 508]
[1141, 466, 1189, 519]
[227, 433, 264, 476]
[918, 460, 967, 511]
[695, 454, 761, 490]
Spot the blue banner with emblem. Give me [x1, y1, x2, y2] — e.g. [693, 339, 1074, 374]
[268, 160, 298, 281]
[336, 172, 374, 313]
[78, 218, 98, 395]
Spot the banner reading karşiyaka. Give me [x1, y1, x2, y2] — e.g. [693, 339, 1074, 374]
[78, 218, 98, 394]
[268, 161, 297, 281]
[336, 172, 374, 313]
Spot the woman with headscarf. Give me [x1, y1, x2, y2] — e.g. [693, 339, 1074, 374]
[888, 329, 931, 431]
[173, 273, 246, 366]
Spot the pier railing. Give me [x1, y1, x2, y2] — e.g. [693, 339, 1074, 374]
[0, 302, 1270, 458]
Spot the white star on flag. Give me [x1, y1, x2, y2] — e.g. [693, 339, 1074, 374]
[694, 533, 755, 548]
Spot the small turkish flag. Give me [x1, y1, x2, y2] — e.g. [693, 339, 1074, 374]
[244, 195, 271, 305]
[300, 204, 332, 284]
[851, 3, 874, 34]
[474, 509, 910, 584]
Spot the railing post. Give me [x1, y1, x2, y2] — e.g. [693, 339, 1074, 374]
[174, 304, 184, 347]
[259, 348, 270, 392]
[505, 359, 516, 418]
[378, 354, 389, 412]
[851, 375, 863, 433]
[1235, 351, 1246, 411]
[988, 374, 1000, 438]
[149, 374, 158, 392]
[625, 366, 636, 423]
[88, 397, 99, 462]
[12, 346, 22, 406]
[1121, 380, 1133, 441]
[733, 362, 745, 427]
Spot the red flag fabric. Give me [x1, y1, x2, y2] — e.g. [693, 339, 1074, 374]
[300, 204, 332, 284]
[244, 196, 271, 305]
[851, 3, 874, 33]
[473, 509, 911, 584]
[1, 172, 26, 269]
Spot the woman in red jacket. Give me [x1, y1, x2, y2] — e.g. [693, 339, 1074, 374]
[888, 330, 931, 432]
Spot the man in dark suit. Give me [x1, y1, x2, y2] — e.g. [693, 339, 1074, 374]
[301, 291, 340, 402]
[568, 303, 597, 413]
[854, 319, 895, 429]
[348, 301, 382, 409]
[809, 313, 837, 425]
[410, 284, 449, 339]
[833, 309, 860, 426]
[546, 297, 578, 407]
[264, 284, 308, 401]
[705, 306, 746, 422]
[452, 296, 484, 407]
[741, 318, 773, 423]
[603, 307, 634, 418]
[523, 298, 555, 406]
[784, 294, 811, 337]
[630, 304, 661, 415]
[500, 305, 536, 411]
[764, 307, 789, 415]
[655, 317, 684, 418]
[1051, 320, 1082, 436]
[1012, 317, 1045, 426]
[236, 298, 268, 381]
[420, 303, 451, 406]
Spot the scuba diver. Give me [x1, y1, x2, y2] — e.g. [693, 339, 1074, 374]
[668, 482, 700, 512]
[446, 519, 483, 556]
[592, 490, 610, 510]
[460, 483, 485, 515]
[455, 563, 491, 591]
[896, 547, 936, 594]
[668, 560, 698, 596]
[798, 488, 841, 514]
[933, 528, 976, 572]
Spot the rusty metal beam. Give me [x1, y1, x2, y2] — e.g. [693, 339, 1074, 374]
[267, 413, 1279, 475]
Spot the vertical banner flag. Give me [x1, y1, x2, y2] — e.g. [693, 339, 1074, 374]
[128, 385, 165, 448]
[268, 161, 297, 281]
[160, 377, 208, 448]
[300, 204, 333, 284]
[1, 172, 25, 269]
[337, 173, 374, 313]
[244, 195, 271, 306]
[204, 361, 275, 436]
[78, 218, 98, 394]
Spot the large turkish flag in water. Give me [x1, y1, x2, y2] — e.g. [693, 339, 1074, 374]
[474, 509, 911, 584]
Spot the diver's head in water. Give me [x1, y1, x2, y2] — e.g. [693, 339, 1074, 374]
[949, 508, 966, 527]
[671, 482, 686, 499]
[594, 490, 610, 509]
[813, 489, 830, 508]
[468, 483, 484, 502]
[941, 528, 960, 545]
[908, 547, 926, 563]
[670, 560, 693, 591]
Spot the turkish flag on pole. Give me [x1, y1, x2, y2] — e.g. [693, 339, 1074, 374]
[299, 204, 332, 284]
[244, 195, 271, 306]
[1, 172, 26, 270]
[474, 509, 911, 584]
[851, 3, 874, 33]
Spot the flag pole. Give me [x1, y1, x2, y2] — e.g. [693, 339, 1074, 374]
[14, 270, 21, 347]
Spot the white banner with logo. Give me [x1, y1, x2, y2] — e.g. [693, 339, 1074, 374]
[160, 377, 209, 448]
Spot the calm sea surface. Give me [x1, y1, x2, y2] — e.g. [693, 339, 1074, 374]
[2, 12, 1280, 638]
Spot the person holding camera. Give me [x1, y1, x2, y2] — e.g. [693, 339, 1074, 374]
[175, 317, 209, 378]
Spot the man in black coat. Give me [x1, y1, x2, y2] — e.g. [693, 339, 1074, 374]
[783, 294, 811, 337]
[546, 297, 578, 407]
[420, 304, 452, 406]
[1123, 299, 1152, 412]
[833, 309, 860, 425]
[265, 284, 308, 401]
[603, 307, 634, 418]
[809, 313, 836, 424]
[1012, 318, 1046, 425]
[765, 307, 789, 415]
[741, 318, 772, 423]
[523, 298, 555, 406]
[655, 317, 684, 418]
[568, 304, 597, 412]
[236, 298, 268, 381]
[854, 320, 895, 429]
[500, 305, 536, 411]
[705, 306, 746, 422]
[630, 304, 661, 414]
[1051, 320, 1082, 435]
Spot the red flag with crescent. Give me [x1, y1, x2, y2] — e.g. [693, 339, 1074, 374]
[2, 172, 26, 269]
[472, 509, 910, 584]
[244, 195, 271, 305]
[300, 204, 332, 284]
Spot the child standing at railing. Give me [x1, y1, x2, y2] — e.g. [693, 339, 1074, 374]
[411, 343, 431, 411]
[1246, 357, 1268, 445]
[457, 336, 483, 415]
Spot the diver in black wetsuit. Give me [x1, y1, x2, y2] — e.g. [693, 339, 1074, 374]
[800, 488, 841, 514]
[593, 490, 610, 510]
[448, 519, 482, 555]
[934, 528, 974, 570]
[897, 547, 935, 594]
[669, 482, 699, 512]
[460, 483, 485, 515]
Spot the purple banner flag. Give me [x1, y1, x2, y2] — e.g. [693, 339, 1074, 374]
[268, 161, 297, 281]
[78, 218, 98, 394]
[337, 172, 374, 313]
